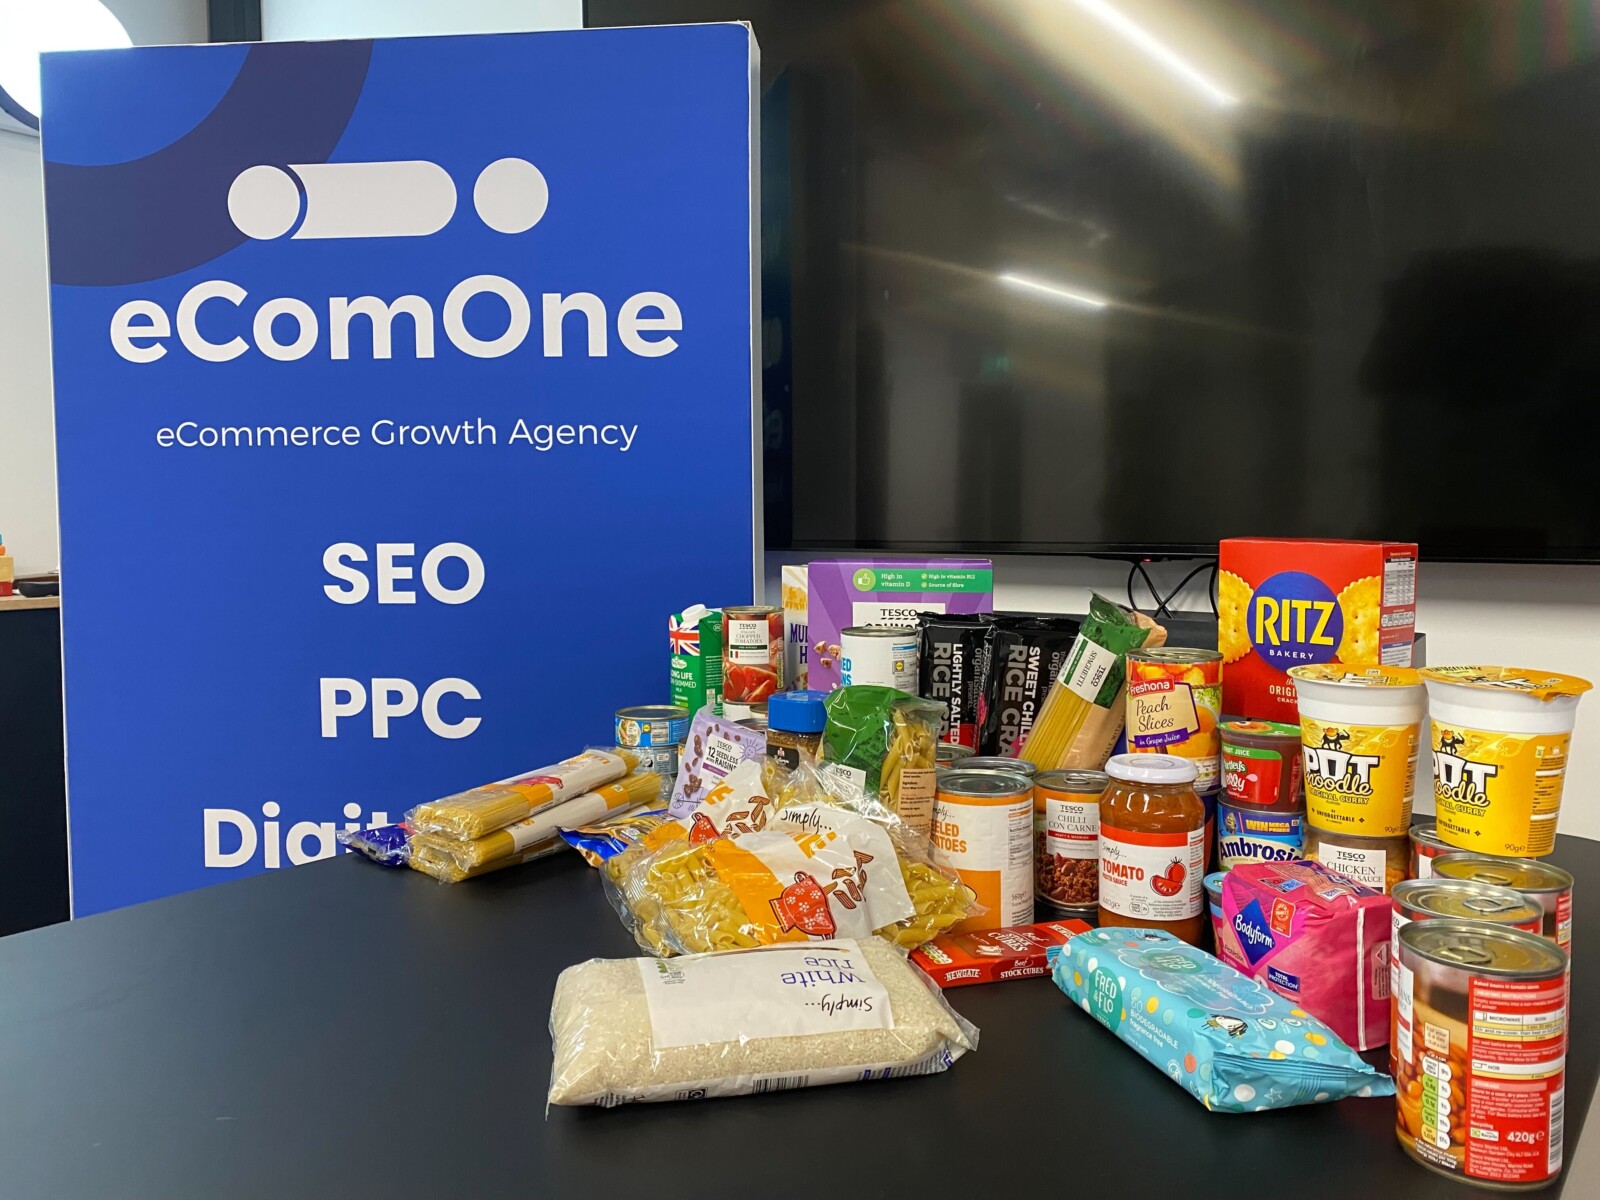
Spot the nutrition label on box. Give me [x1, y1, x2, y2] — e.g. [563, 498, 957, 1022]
[1383, 557, 1416, 606]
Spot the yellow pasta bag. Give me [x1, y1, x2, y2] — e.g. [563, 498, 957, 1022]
[408, 748, 638, 840]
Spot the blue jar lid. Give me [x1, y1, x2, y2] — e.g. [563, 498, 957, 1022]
[767, 689, 828, 734]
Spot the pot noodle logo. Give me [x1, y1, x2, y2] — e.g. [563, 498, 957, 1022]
[110, 157, 684, 365]
[1247, 571, 1342, 671]
[1300, 728, 1380, 796]
[1431, 730, 1498, 807]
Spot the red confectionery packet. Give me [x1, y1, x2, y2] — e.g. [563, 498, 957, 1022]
[910, 919, 1091, 987]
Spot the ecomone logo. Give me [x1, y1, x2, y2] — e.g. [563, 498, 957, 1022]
[110, 158, 684, 365]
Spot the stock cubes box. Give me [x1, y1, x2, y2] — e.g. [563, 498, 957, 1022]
[1218, 538, 1417, 723]
[42, 27, 760, 913]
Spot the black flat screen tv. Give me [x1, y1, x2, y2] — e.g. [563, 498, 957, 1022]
[589, 0, 1600, 562]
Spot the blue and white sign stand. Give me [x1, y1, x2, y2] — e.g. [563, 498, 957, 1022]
[41, 25, 761, 915]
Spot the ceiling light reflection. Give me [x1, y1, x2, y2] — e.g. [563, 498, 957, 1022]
[1000, 272, 1109, 310]
[1072, 0, 1239, 108]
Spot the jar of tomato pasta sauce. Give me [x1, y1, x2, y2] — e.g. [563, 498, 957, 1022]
[1098, 754, 1206, 945]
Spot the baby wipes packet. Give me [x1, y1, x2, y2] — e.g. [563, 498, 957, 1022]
[1051, 928, 1394, 1113]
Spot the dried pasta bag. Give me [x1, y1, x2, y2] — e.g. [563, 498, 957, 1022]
[407, 749, 638, 841]
[1061, 613, 1164, 770]
[818, 687, 941, 818]
[408, 835, 565, 883]
[336, 823, 412, 867]
[419, 771, 661, 875]
[1023, 597, 1153, 770]
[1052, 928, 1394, 1113]
[548, 938, 978, 1106]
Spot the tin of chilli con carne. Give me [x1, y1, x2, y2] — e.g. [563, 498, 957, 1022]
[1395, 921, 1568, 1190]
[1033, 769, 1106, 913]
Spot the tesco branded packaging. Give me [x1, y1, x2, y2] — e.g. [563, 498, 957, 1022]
[1217, 538, 1417, 723]
[1217, 860, 1392, 1051]
[806, 559, 994, 692]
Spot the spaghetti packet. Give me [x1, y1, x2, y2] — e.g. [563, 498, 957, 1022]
[407, 748, 638, 840]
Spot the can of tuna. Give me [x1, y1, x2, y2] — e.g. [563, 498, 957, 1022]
[1432, 853, 1574, 953]
[615, 705, 689, 750]
[1408, 823, 1454, 880]
[932, 769, 1034, 932]
[614, 705, 689, 782]
[1395, 920, 1568, 1189]
[936, 742, 975, 766]
[1387, 877, 1545, 1075]
[839, 625, 920, 693]
[1215, 800, 1304, 869]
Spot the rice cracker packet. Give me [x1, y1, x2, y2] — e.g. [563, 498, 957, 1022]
[1218, 538, 1417, 724]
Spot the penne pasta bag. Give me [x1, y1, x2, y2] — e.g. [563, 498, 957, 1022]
[817, 687, 942, 827]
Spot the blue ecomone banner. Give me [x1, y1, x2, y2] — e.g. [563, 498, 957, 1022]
[41, 25, 761, 915]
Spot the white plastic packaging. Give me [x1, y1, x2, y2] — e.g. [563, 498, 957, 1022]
[547, 938, 977, 1107]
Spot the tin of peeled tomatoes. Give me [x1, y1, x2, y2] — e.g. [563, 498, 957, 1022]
[931, 770, 1035, 933]
[1395, 921, 1568, 1190]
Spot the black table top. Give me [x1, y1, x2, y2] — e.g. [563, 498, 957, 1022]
[1, 834, 1595, 1200]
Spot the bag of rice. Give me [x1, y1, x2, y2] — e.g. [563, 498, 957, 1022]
[548, 938, 977, 1106]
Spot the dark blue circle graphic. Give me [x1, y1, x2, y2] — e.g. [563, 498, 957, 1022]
[1247, 571, 1344, 671]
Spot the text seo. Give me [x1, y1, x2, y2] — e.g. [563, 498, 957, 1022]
[323, 542, 484, 605]
[320, 677, 481, 739]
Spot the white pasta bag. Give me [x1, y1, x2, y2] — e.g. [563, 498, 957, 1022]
[547, 938, 978, 1107]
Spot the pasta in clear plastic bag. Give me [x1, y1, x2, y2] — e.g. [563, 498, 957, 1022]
[817, 687, 941, 815]
[604, 758, 977, 956]
[548, 938, 978, 1107]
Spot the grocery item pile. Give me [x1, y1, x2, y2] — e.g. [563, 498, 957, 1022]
[343, 539, 1592, 1190]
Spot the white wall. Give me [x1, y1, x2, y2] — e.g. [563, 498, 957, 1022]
[769, 552, 1600, 841]
[0, 0, 206, 578]
[261, 0, 580, 41]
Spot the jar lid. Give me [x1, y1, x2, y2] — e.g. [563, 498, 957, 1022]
[1104, 753, 1198, 785]
[767, 689, 828, 734]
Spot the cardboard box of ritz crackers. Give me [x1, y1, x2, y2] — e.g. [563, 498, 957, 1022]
[1218, 538, 1417, 722]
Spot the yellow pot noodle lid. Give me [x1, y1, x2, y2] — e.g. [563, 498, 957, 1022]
[1288, 664, 1422, 688]
[1420, 666, 1593, 701]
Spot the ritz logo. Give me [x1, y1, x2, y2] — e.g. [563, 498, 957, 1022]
[110, 157, 684, 365]
[1432, 730, 1498, 807]
[1248, 571, 1343, 671]
[1301, 727, 1380, 796]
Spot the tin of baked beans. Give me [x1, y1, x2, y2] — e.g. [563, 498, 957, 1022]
[950, 756, 1038, 777]
[839, 625, 920, 693]
[1033, 769, 1106, 913]
[1126, 647, 1224, 792]
[1395, 920, 1569, 1190]
[1220, 719, 1303, 810]
[1410, 823, 1455, 880]
[936, 742, 975, 765]
[932, 770, 1034, 932]
[1388, 878, 1545, 1076]
[1304, 825, 1407, 893]
[1433, 854, 1574, 953]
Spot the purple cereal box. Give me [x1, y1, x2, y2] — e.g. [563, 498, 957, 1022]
[807, 559, 994, 692]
